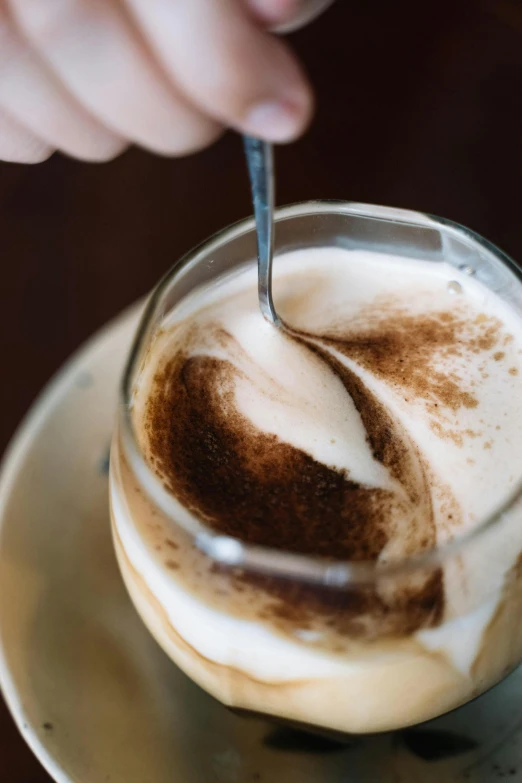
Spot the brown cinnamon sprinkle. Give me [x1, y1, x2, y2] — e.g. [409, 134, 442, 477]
[139, 303, 506, 636]
[313, 308, 502, 414]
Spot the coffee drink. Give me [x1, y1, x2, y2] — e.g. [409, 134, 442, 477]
[111, 242, 522, 734]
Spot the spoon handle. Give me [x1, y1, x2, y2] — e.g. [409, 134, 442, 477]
[243, 136, 280, 325]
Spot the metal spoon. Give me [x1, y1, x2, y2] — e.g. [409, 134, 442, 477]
[243, 136, 281, 326]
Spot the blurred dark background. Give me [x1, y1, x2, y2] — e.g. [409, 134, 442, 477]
[2, 0, 522, 779]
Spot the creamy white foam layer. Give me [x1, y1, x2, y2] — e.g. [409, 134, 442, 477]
[118, 247, 522, 680]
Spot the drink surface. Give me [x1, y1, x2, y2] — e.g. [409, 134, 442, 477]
[111, 247, 522, 733]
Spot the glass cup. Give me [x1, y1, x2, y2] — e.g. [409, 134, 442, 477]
[110, 201, 522, 736]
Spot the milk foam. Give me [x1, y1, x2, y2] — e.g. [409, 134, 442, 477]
[135, 248, 522, 545]
[111, 247, 522, 731]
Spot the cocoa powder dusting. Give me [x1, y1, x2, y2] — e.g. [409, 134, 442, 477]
[315, 308, 502, 414]
[140, 304, 504, 637]
[236, 566, 443, 639]
[144, 323, 444, 635]
[147, 352, 392, 560]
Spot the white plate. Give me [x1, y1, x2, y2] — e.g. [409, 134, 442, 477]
[1, 304, 522, 783]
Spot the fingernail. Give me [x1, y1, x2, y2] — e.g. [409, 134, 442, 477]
[247, 0, 300, 25]
[244, 100, 304, 143]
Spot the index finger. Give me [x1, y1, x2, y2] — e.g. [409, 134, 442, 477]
[126, 0, 314, 142]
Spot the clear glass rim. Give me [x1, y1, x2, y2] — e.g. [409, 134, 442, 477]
[119, 200, 522, 587]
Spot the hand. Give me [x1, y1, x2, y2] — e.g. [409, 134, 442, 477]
[0, 0, 334, 164]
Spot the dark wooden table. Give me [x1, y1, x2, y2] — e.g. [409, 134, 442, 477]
[1, 1, 522, 779]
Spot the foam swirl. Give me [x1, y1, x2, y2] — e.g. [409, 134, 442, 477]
[144, 325, 435, 562]
[133, 248, 522, 636]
